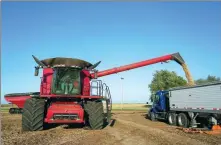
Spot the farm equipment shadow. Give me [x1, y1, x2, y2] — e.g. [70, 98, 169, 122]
[43, 113, 116, 130]
[43, 121, 116, 130]
[43, 123, 85, 130]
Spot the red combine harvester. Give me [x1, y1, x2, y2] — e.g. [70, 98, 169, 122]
[4, 52, 190, 131]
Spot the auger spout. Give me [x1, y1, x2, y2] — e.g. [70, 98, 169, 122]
[91, 52, 195, 86]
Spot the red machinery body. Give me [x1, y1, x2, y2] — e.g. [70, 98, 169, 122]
[39, 69, 98, 123]
[40, 68, 93, 97]
[44, 102, 84, 123]
[4, 52, 186, 125]
[4, 95, 31, 108]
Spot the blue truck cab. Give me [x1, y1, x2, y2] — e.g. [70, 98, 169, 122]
[148, 90, 170, 121]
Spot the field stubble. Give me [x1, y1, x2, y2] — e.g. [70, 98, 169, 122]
[1, 104, 221, 145]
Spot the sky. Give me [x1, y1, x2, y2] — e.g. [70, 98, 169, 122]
[1, 2, 221, 104]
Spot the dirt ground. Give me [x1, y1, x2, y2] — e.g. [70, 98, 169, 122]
[1, 111, 221, 145]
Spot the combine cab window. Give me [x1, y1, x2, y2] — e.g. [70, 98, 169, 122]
[52, 68, 81, 95]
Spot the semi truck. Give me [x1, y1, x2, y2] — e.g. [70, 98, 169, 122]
[148, 82, 221, 129]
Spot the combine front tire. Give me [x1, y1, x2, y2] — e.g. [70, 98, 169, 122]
[22, 98, 46, 131]
[84, 100, 105, 130]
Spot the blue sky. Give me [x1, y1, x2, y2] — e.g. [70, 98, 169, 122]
[2, 2, 221, 104]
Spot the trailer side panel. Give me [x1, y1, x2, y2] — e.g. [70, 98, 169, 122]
[169, 83, 221, 113]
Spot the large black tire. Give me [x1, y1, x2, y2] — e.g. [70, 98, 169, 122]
[168, 112, 177, 126]
[84, 100, 105, 130]
[22, 98, 46, 131]
[177, 113, 189, 128]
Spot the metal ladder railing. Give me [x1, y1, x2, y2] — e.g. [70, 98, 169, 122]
[90, 79, 112, 110]
[90, 80, 103, 96]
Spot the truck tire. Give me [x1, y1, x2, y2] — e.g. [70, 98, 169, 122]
[146, 109, 151, 119]
[150, 112, 156, 121]
[22, 98, 45, 131]
[177, 113, 189, 128]
[84, 100, 105, 130]
[168, 113, 177, 126]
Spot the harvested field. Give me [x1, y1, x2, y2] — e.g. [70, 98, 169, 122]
[2, 110, 221, 145]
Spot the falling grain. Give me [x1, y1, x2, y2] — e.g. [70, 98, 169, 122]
[181, 63, 195, 86]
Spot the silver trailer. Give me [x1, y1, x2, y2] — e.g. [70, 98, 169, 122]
[168, 82, 221, 128]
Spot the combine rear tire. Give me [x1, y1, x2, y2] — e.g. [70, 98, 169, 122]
[22, 98, 46, 131]
[168, 112, 177, 126]
[84, 100, 105, 130]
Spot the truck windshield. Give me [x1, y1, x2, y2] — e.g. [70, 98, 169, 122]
[153, 94, 160, 104]
[52, 68, 81, 95]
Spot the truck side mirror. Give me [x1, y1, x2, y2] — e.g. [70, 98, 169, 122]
[146, 102, 149, 104]
[35, 67, 39, 76]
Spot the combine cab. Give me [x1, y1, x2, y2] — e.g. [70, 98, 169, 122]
[4, 52, 193, 131]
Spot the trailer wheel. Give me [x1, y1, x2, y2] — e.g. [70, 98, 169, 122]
[177, 113, 189, 128]
[19, 108, 23, 114]
[9, 108, 14, 114]
[22, 98, 46, 131]
[168, 113, 177, 126]
[84, 100, 105, 130]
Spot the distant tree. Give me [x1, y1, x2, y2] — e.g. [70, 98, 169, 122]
[148, 70, 187, 102]
[195, 75, 220, 85]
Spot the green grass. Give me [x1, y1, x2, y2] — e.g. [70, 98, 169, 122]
[1, 105, 12, 112]
[111, 103, 151, 111]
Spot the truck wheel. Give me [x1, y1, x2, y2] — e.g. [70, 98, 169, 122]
[84, 100, 105, 130]
[150, 112, 156, 121]
[22, 98, 45, 131]
[168, 113, 177, 126]
[146, 110, 151, 119]
[177, 113, 189, 128]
